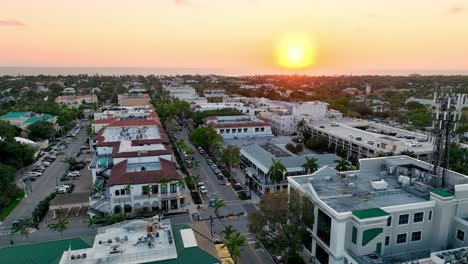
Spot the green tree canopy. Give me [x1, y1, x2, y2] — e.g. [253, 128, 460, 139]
[189, 125, 223, 153]
[0, 120, 20, 139]
[267, 159, 287, 184]
[302, 157, 319, 174]
[27, 120, 56, 140]
[221, 145, 240, 177]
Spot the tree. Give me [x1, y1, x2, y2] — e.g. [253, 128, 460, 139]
[86, 216, 98, 228]
[0, 120, 19, 139]
[400, 150, 416, 158]
[248, 190, 311, 259]
[267, 159, 286, 185]
[285, 143, 297, 154]
[64, 156, 79, 166]
[302, 157, 319, 174]
[11, 217, 34, 241]
[335, 158, 352, 171]
[189, 126, 223, 155]
[295, 119, 307, 136]
[223, 231, 247, 263]
[221, 145, 240, 178]
[212, 199, 225, 218]
[48, 218, 69, 238]
[27, 120, 56, 140]
[221, 225, 235, 242]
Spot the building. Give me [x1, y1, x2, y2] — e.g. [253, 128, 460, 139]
[193, 102, 262, 117]
[203, 115, 273, 139]
[89, 111, 187, 215]
[204, 88, 227, 98]
[259, 109, 295, 135]
[55, 95, 98, 109]
[305, 119, 433, 161]
[163, 85, 198, 101]
[1, 111, 58, 129]
[288, 156, 468, 264]
[118, 93, 151, 106]
[241, 143, 339, 196]
[63, 87, 76, 94]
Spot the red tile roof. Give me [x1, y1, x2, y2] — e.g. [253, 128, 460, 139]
[108, 159, 181, 186]
[93, 116, 117, 124]
[107, 119, 159, 127]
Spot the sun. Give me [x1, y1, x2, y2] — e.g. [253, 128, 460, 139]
[276, 33, 318, 69]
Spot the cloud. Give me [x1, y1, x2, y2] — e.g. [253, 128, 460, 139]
[0, 19, 25, 26]
[448, 5, 465, 14]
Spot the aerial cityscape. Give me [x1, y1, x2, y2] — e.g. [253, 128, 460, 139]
[1, 1, 468, 264]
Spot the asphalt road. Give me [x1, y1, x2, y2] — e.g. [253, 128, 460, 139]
[0, 128, 87, 229]
[177, 126, 275, 264]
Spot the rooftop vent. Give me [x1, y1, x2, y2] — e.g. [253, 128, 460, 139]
[348, 182, 355, 188]
[371, 179, 389, 190]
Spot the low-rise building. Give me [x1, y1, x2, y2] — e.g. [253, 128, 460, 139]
[63, 87, 76, 94]
[1, 111, 57, 129]
[241, 143, 339, 196]
[118, 93, 151, 106]
[163, 85, 198, 101]
[288, 156, 468, 264]
[203, 115, 273, 139]
[55, 95, 98, 109]
[306, 119, 433, 161]
[58, 218, 219, 264]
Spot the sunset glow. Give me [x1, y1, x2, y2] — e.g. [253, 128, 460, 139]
[276, 33, 317, 69]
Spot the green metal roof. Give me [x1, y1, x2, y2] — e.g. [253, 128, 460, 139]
[41, 114, 55, 120]
[0, 238, 92, 264]
[145, 225, 219, 264]
[431, 188, 454, 198]
[352, 208, 389, 219]
[1, 112, 29, 119]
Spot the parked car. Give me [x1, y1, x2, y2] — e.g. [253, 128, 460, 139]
[70, 163, 85, 170]
[68, 171, 80, 177]
[198, 181, 204, 186]
[214, 168, 221, 174]
[28, 171, 42, 177]
[22, 176, 37, 182]
[216, 174, 224, 180]
[12, 218, 25, 228]
[33, 166, 45, 172]
[40, 161, 51, 167]
[56, 185, 71, 193]
[200, 186, 208, 194]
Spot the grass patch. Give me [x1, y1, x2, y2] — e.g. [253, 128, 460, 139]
[0, 191, 25, 220]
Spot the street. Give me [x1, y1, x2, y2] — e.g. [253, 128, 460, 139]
[177, 126, 275, 264]
[0, 128, 87, 229]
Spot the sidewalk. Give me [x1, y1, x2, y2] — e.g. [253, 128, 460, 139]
[230, 167, 261, 204]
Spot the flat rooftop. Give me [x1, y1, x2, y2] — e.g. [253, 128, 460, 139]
[308, 119, 433, 154]
[102, 126, 160, 142]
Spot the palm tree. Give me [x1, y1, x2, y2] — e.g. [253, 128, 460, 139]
[85, 216, 98, 229]
[335, 158, 352, 171]
[213, 199, 225, 218]
[92, 184, 104, 196]
[400, 150, 416, 158]
[223, 231, 247, 263]
[48, 218, 69, 238]
[221, 225, 235, 242]
[267, 159, 287, 185]
[302, 157, 319, 174]
[295, 119, 307, 137]
[11, 217, 33, 241]
[123, 184, 133, 211]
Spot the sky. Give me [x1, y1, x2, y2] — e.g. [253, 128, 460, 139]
[1, 0, 468, 75]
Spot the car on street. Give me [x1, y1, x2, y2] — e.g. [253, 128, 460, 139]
[33, 166, 45, 172]
[214, 168, 221, 174]
[216, 174, 224, 180]
[40, 161, 51, 167]
[70, 163, 86, 170]
[207, 159, 214, 165]
[68, 171, 80, 177]
[28, 171, 42, 177]
[198, 181, 204, 186]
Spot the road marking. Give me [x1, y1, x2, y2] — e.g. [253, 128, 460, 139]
[0, 229, 12, 236]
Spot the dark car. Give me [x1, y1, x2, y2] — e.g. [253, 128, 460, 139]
[22, 176, 37, 182]
[12, 218, 25, 228]
[70, 163, 86, 170]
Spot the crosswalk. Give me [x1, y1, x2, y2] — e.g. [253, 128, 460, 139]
[0, 229, 12, 236]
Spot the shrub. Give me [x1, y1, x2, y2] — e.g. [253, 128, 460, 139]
[238, 191, 248, 200]
[106, 213, 126, 225]
[285, 143, 297, 154]
[291, 137, 304, 143]
[32, 192, 56, 223]
[191, 191, 202, 204]
[295, 144, 303, 153]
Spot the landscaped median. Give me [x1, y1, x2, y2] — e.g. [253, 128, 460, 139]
[0, 191, 25, 221]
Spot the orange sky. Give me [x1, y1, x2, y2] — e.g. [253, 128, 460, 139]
[1, 0, 468, 75]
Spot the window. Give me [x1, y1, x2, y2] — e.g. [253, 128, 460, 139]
[317, 209, 332, 246]
[457, 229, 465, 241]
[243, 128, 248, 132]
[115, 190, 120, 196]
[226, 129, 230, 133]
[315, 244, 329, 264]
[385, 236, 390, 246]
[220, 129, 224, 134]
[170, 199, 178, 210]
[413, 212, 424, 223]
[399, 214, 409, 225]
[387, 216, 392, 227]
[255, 127, 259, 132]
[152, 185, 159, 194]
[396, 233, 407, 244]
[411, 231, 422, 242]
[260, 127, 265, 132]
[428, 210, 432, 221]
[352, 227, 357, 244]
[142, 185, 150, 195]
[161, 184, 167, 194]
[170, 184, 177, 193]
[238, 128, 242, 133]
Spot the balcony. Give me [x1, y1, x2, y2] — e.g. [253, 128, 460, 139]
[133, 192, 182, 201]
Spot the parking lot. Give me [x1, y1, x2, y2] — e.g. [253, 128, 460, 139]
[1, 127, 90, 229]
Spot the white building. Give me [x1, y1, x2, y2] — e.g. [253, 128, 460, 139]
[63, 87, 76, 94]
[162, 85, 198, 101]
[306, 119, 433, 161]
[55, 95, 98, 109]
[203, 88, 226, 98]
[259, 109, 295, 135]
[59, 218, 219, 264]
[288, 156, 468, 264]
[203, 115, 273, 139]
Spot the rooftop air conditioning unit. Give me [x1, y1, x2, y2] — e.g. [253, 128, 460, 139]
[371, 179, 388, 190]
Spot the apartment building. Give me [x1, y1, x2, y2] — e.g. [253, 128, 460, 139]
[288, 156, 468, 264]
[203, 115, 273, 139]
[162, 85, 198, 101]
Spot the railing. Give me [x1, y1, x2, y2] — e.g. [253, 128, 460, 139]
[133, 192, 181, 201]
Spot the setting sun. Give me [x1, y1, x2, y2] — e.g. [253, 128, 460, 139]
[276, 33, 318, 69]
